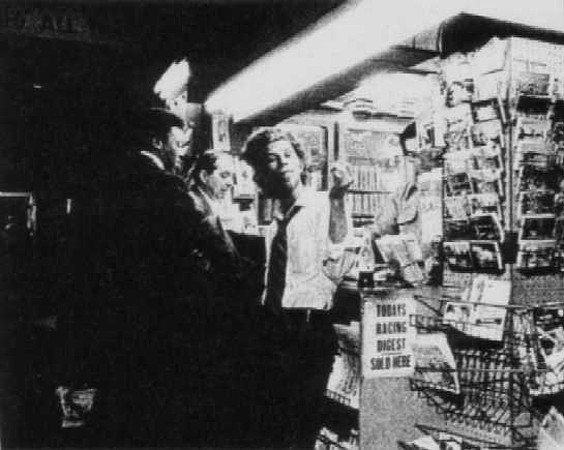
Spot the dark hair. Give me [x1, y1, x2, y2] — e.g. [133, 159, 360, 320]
[147, 107, 184, 142]
[129, 107, 184, 148]
[399, 121, 416, 154]
[242, 127, 305, 170]
[193, 149, 220, 179]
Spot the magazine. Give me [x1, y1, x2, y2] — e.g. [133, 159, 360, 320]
[405, 436, 441, 450]
[469, 241, 504, 273]
[447, 173, 474, 196]
[538, 407, 564, 448]
[516, 239, 556, 271]
[515, 116, 551, 140]
[443, 276, 510, 342]
[471, 119, 503, 147]
[516, 140, 556, 170]
[469, 213, 503, 241]
[411, 332, 460, 394]
[518, 214, 556, 241]
[443, 241, 474, 272]
[519, 190, 555, 216]
[325, 351, 360, 410]
[467, 193, 502, 217]
[471, 145, 503, 171]
[444, 149, 474, 175]
[375, 234, 425, 285]
[444, 220, 475, 241]
[529, 306, 564, 396]
[445, 196, 470, 221]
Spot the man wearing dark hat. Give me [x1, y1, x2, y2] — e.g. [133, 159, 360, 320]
[57, 106, 218, 447]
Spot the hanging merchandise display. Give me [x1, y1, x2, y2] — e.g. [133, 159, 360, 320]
[399, 35, 564, 450]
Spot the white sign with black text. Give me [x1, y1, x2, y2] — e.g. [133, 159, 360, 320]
[362, 293, 415, 378]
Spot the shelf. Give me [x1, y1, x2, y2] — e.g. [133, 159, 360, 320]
[413, 423, 535, 449]
[349, 189, 391, 194]
[325, 390, 359, 411]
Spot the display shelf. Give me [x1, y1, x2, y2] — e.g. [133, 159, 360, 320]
[325, 390, 359, 411]
[349, 189, 391, 194]
[333, 323, 361, 356]
[406, 295, 564, 446]
[409, 304, 527, 444]
[315, 427, 359, 450]
[399, 422, 537, 450]
[316, 434, 350, 450]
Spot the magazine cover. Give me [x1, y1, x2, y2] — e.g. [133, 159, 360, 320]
[519, 190, 555, 216]
[469, 241, 504, 273]
[516, 116, 551, 140]
[443, 276, 510, 341]
[529, 307, 564, 396]
[444, 149, 474, 175]
[516, 140, 556, 170]
[516, 239, 557, 271]
[467, 193, 502, 217]
[443, 241, 474, 271]
[471, 145, 503, 171]
[445, 196, 470, 220]
[471, 119, 503, 147]
[518, 214, 556, 241]
[375, 234, 425, 285]
[538, 407, 564, 448]
[325, 351, 360, 410]
[469, 213, 504, 241]
[411, 333, 460, 394]
[447, 173, 474, 196]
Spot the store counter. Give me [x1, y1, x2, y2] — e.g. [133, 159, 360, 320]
[360, 285, 447, 449]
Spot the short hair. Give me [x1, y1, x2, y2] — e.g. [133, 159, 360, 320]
[131, 107, 184, 146]
[146, 107, 185, 142]
[242, 127, 305, 170]
[194, 149, 221, 177]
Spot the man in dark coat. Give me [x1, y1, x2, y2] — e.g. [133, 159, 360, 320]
[58, 108, 223, 447]
[186, 149, 242, 293]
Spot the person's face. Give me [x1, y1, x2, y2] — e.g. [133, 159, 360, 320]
[254, 139, 303, 198]
[202, 155, 234, 200]
[167, 125, 193, 171]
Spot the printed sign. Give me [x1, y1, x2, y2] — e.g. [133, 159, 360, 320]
[0, 5, 90, 40]
[362, 293, 415, 378]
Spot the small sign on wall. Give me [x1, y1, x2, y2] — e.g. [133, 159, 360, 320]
[362, 292, 415, 378]
[212, 112, 232, 152]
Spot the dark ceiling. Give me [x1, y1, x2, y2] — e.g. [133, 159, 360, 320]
[0, 0, 347, 190]
[0, 1, 348, 103]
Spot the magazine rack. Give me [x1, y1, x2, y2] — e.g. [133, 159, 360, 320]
[398, 423, 531, 450]
[316, 321, 360, 449]
[408, 296, 564, 448]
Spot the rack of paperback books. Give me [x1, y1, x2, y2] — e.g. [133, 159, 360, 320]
[315, 322, 360, 450]
[337, 121, 414, 229]
[402, 36, 564, 449]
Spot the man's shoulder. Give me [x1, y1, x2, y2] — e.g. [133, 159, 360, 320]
[187, 186, 212, 214]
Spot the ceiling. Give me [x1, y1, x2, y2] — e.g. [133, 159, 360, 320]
[0, 0, 347, 103]
[0, 0, 348, 190]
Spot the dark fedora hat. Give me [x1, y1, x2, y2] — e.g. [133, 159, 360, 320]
[140, 107, 184, 132]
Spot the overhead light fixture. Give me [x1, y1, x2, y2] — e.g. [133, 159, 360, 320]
[463, 0, 564, 32]
[206, 0, 463, 122]
[205, 0, 564, 123]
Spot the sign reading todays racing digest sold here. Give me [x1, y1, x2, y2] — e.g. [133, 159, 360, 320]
[362, 293, 415, 378]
